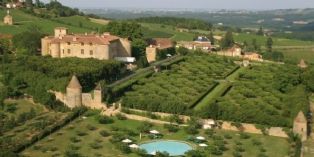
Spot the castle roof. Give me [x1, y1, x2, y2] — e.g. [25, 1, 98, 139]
[294, 111, 307, 123]
[67, 75, 82, 89]
[50, 33, 120, 45]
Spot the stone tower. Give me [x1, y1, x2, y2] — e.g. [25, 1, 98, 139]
[3, 10, 13, 25]
[293, 111, 307, 141]
[66, 75, 82, 108]
[93, 83, 102, 105]
[298, 59, 308, 69]
[54, 27, 68, 37]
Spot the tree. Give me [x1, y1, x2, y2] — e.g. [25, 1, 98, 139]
[131, 38, 147, 59]
[106, 21, 143, 40]
[257, 26, 264, 36]
[220, 30, 234, 49]
[303, 68, 314, 92]
[177, 47, 189, 55]
[13, 25, 44, 55]
[266, 37, 273, 52]
[209, 31, 215, 45]
[185, 150, 206, 157]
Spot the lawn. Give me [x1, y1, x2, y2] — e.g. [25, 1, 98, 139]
[276, 48, 314, 64]
[0, 9, 95, 35]
[3, 99, 45, 116]
[22, 111, 291, 157]
[53, 15, 105, 30]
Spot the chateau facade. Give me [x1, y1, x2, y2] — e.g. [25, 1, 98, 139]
[41, 27, 131, 60]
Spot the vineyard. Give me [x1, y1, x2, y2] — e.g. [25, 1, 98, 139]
[122, 55, 238, 114]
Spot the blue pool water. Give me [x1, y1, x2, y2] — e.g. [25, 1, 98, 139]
[139, 140, 193, 156]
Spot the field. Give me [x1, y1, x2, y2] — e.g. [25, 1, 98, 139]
[275, 48, 314, 64]
[122, 55, 238, 114]
[22, 111, 291, 157]
[214, 63, 308, 127]
[0, 9, 102, 35]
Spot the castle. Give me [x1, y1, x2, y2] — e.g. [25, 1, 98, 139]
[293, 111, 308, 141]
[3, 10, 13, 25]
[146, 38, 174, 63]
[41, 27, 131, 60]
[53, 75, 106, 110]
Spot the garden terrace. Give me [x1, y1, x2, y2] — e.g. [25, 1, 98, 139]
[206, 64, 308, 127]
[122, 54, 238, 114]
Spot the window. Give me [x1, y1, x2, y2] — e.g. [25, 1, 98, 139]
[62, 49, 65, 54]
[90, 50, 93, 55]
[81, 42, 84, 46]
[67, 42, 71, 45]
[67, 49, 71, 54]
[89, 42, 93, 46]
[81, 49, 84, 54]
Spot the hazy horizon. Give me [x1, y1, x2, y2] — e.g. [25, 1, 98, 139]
[42, 0, 314, 10]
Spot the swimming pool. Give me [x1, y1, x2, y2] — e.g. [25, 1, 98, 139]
[139, 140, 193, 156]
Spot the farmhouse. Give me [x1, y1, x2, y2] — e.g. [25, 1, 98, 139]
[177, 36, 212, 52]
[41, 27, 131, 60]
[146, 38, 174, 63]
[3, 10, 13, 25]
[243, 52, 263, 61]
[216, 45, 242, 57]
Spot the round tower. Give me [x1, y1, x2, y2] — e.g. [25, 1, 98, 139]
[4, 10, 13, 25]
[66, 75, 82, 108]
[93, 83, 102, 104]
[293, 111, 307, 141]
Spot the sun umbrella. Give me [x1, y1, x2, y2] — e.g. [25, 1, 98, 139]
[199, 143, 208, 147]
[122, 139, 132, 143]
[129, 144, 139, 148]
[196, 136, 205, 140]
[150, 130, 160, 134]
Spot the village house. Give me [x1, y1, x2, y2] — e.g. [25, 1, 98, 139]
[243, 52, 263, 61]
[177, 36, 212, 52]
[41, 27, 132, 60]
[6, 0, 24, 9]
[216, 45, 242, 57]
[146, 38, 174, 63]
[3, 10, 13, 25]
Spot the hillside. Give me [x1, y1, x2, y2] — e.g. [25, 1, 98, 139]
[0, 9, 106, 35]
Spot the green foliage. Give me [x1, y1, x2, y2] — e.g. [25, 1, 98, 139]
[96, 115, 114, 124]
[137, 121, 153, 133]
[122, 54, 237, 114]
[12, 25, 44, 55]
[131, 38, 147, 59]
[45, 1, 81, 17]
[266, 37, 273, 52]
[262, 51, 284, 62]
[302, 67, 314, 92]
[134, 16, 212, 30]
[221, 30, 234, 49]
[177, 47, 190, 56]
[106, 21, 143, 40]
[185, 150, 206, 157]
[256, 26, 264, 36]
[164, 124, 179, 133]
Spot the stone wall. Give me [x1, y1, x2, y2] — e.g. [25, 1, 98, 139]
[146, 47, 157, 63]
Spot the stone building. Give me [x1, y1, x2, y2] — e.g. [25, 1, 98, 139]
[216, 45, 242, 57]
[298, 59, 308, 68]
[243, 52, 263, 61]
[293, 111, 308, 141]
[3, 10, 13, 25]
[146, 38, 174, 63]
[53, 75, 106, 110]
[41, 27, 131, 60]
[176, 36, 212, 52]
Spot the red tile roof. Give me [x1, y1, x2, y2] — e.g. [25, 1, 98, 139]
[148, 38, 174, 49]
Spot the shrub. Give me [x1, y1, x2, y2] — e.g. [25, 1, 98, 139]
[76, 131, 88, 136]
[252, 139, 262, 146]
[97, 115, 114, 124]
[164, 124, 179, 133]
[116, 113, 127, 120]
[116, 143, 131, 154]
[234, 146, 245, 152]
[99, 130, 110, 137]
[185, 126, 199, 135]
[239, 133, 250, 139]
[69, 137, 81, 143]
[86, 124, 97, 131]
[205, 129, 215, 137]
[89, 142, 103, 149]
[224, 134, 233, 139]
[233, 151, 242, 157]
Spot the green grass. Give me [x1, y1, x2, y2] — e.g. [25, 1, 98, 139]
[4, 99, 45, 116]
[22, 112, 290, 157]
[141, 23, 195, 41]
[53, 15, 105, 30]
[0, 9, 98, 35]
[276, 48, 314, 64]
[195, 67, 245, 110]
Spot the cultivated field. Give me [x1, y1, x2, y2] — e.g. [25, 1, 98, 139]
[122, 54, 238, 114]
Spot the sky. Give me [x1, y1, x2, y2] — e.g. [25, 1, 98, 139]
[42, 0, 314, 10]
